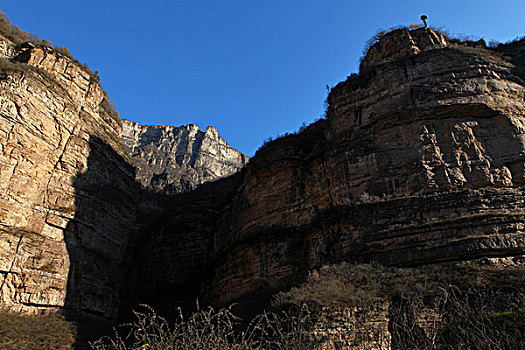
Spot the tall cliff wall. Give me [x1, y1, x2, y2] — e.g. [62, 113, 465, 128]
[121, 120, 248, 193]
[205, 28, 525, 305]
[0, 37, 138, 319]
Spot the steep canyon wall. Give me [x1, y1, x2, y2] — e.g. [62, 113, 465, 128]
[0, 32, 249, 319]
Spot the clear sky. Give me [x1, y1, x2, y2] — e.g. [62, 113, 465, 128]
[1, 1, 524, 156]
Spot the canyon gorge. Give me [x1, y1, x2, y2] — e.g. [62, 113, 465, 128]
[0, 19, 524, 348]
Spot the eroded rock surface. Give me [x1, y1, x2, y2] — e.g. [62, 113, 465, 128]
[121, 119, 248, 193]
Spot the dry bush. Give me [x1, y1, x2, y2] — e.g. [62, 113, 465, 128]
[91, 262, 524, 349]
[0, 57, 28, 72]
[255, 304, 318, 350]
[0, 10, 101, 82]
[90, 303, 319, 350]
[387, 283, 525, 350]
[91, 304, 243, 350]
[0, 10, 30, 44]
[0, 57, 57, 84]
[439, 284, 524, 349]
[52, 45, 72, 58]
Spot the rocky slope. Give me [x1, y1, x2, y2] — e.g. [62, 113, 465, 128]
[121, 120, 248, 193]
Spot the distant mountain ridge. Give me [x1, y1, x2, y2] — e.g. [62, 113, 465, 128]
[121, 119, 248, 194]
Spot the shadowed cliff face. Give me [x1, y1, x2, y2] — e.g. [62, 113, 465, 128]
[0, 35, 144, 347]
[60, 136, 139, 348]
[63, 136, 138, 319]
[118, 173, 242, 317]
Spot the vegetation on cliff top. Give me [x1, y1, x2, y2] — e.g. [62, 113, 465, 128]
[0, 10, 121, 127]
[256, 24, 525, 158]
[359, 24, 524, 73]
[0, 10, 100, 83]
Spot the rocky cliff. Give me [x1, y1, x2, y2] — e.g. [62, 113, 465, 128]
[0, 28, 248, 322]
[0, 35, 138, 319]
[1, 20, 525, 345]
[121, 120, 248, 193]
[205, 28, 525, 305]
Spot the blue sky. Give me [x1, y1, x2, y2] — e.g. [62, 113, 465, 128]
[2, 1, 524, 156]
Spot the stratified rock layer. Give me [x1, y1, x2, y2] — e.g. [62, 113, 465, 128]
[121, 120, 248, 193]
[205, 28, 525, 305]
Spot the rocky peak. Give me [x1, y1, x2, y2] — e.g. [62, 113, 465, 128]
[121, 119, 248, 193]
[360, 28, 448, 71]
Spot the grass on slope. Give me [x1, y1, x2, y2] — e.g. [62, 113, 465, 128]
[0, 310, 76, 350]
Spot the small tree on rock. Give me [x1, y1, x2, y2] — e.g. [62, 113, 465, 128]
[421, 15, 428, 28]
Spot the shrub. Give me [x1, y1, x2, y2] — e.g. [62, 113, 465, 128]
[90, 303, 319, 350]
[91, 262, 525, 349]
[52, 45, 72, 58]
[0, 10, 30, 44]
[275, 262, 525, 349]
[0, 57, 28, 72]
[0, 10, 100, 82]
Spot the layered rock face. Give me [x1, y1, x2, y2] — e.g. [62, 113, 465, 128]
[0, 36, 138, 318]
[206, 28, 525, 304]
[121, 119, 248, 193]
